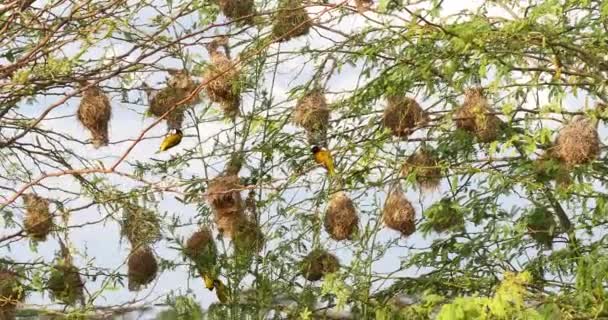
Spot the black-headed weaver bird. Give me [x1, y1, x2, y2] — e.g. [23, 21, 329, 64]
[311, 145, 335, 176]
[156, 128, 183, 153]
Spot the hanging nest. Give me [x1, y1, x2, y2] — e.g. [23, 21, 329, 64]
[149, 70, 200, 130]
[204, 37, 241, 120]
[77, 82, 112, 148]
[525, 208, 557, 249]
[0, 270, 25, 318]
[453, 88, 502, 143]
[293, 89, 330, 146]
[533, 151, 571, 188]
[213, 0, 256, 25]
[47, 263, 84, 305]
[128, 246, 159, 292]
[22, 194, 53, 242]
[271, 0, 313, 42]
[184, 227, 217, 268]
[401, 147, 442, 191]
[213, 210, 246, 238]
[324, 192, 359, 241]
[552, 115, 600, 167]
[207, 174, 245, 216]
[355, 0, 373, 12]
[300, 249, 339, 281]
[233, 219, 265, 254]
[383, 95, 429, 137]
[382, 186, 416, 237]
[423, 199, 464, 233]
[121, 205, 161, 247]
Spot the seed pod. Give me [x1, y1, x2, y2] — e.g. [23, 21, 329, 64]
[324, 192, 358, 241]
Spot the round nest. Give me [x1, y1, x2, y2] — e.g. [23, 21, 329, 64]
[233, 219, 265, 254]
[324, 192, 359, 241]
[47, 263, 84, 305]
[533, 152, 571, 188]
[293, 89, 330, 146]
[185, 227, 217, 268]
[355, 0, 373, 12]
[22, 194, 53, 242]
[301, 249, 339, 281]
[383, 95, 429, 137]
[204, 38, 241, 120]
[206, 174, 244, 216]
[382, 187, 416, 237]
[525, 208, 557, 249]
[128, 246, 159, 292]
[214, 210, 246, 238]
[271, 0, 313, 42]
[214, 0, 255, 25]
[77, 83, 112, 148]
[149, 70, 200, 129]
[121, 205, 161, 247]
[401, 147, 442, 191]
[552, 115, 600, 167]
[453, 88, 502, 143]
[0, 270, 24, 315]
[423, 199, 464, 233]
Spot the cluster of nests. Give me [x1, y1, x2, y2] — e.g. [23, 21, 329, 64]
[120, 204, 161, 292]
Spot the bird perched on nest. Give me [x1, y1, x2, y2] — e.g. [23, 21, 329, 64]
[156, 129, 183, 153]
[312, 145, 335, 176]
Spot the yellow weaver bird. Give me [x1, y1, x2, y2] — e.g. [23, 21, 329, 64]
[156, 128, 183, 153]
[213, 279, 229, 303]
[311, 145, 335, 176]
[203, 274, 215, 291]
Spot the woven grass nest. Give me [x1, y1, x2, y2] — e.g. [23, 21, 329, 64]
[77, 81, 112, 148]
[185, 227, 217, 268]
[149, 70, 200, 130]
[213, 0, 256, 25]
[121, 205, 161, 247]
[233, 219, 265, 254]
[271, 0, 313, 42]
[204, 37, 241, 120]
[47, 263, 84, 305]
[551, 115, 600, 167]
[533, 152, 572, 188]
[382, 186, 416, 237]
[401, 147, 441, 191]
[453, 88, 502, 143]
[383, 95, 429, 137]
[214, 210, 246, 238]
[423, 199, 464, 233]
[22, 194, 53, 242]
[0, 270, 25, 318]
[207, 174, 245, 216]
[301, 249, 339, 281]
[355, 0, 373, 12]
[128, 246, 158, 292]
[293, 89, 330, 146]
[525, 208, 557, 249]
[324, 192, 358, 241]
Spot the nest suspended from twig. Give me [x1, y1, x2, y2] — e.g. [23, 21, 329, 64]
[382, 186, 416, 237]
[22, 194, 53, 242]
[47, 263, 84, 306]
[213, 0, 256, 25]
[121, 205, 161, 247]
[214, 210, 246, 238]
[128, 246, 158, 292]
[355, 0, 373, 12]
[293, 89, 330, 146]
[533, 151, 572, 188]
[271, 0, 313, 42]
[233, 219, 265, 254]
[383, 95, 429, 137]
[525, 208, 557, 249]
[401, 147, 442, 191]
[77, 82, 112, 148]
[423, 199, 464, 233]
[207, 174, 245, 216]
[148, 70, 200, 130]
[324, 192, 358, 241]
[300, 249, 339, 281]
[204, 37, 241, 120]
[552, 115, 600, 167]
[185, 227, 217, 269]
[453, 88, 502, 143]
[0, 270, 25, 318]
